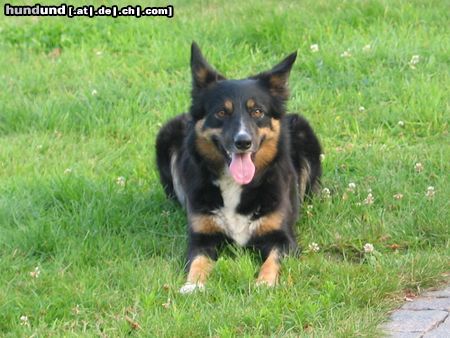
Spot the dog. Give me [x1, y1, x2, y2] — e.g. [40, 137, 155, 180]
[156, 42, 322, 293]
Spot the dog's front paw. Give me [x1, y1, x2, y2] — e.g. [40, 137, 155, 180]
[179, 282, 205, 294]
[255, 279, 277, 287]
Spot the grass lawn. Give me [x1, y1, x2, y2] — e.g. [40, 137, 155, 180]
[0, 0, 449, 336]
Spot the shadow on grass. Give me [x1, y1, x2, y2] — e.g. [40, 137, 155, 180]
[0, 175, 188, 264]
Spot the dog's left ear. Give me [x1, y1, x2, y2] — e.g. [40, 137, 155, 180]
[255, 52, 297, 99]
[191, 42, 225, 91]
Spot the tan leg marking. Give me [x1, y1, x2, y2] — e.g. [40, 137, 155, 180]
[187, 255, 214, 285]
[180, 254, 215, 294]
[255, 211, 284, 236]
[190, 214, 222, 234]
[256, 249, 280, 286]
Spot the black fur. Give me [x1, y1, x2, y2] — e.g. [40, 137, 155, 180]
[156, 43, 322, 285]
[155, 114, 189, 200]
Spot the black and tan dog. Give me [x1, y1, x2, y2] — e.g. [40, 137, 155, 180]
[156, 43, 322, 293]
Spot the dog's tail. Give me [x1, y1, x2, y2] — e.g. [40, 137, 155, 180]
[285, 113, 322, 200]
[155, 114, 189, 203]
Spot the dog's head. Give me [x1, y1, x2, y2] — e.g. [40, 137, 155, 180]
[189, 42, 297, 185]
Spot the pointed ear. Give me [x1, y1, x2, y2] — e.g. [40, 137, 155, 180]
[255, 51, 297, 99]
[191, 42, 225, 90]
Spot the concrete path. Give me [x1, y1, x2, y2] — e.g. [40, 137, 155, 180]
[382, 286, 450, 337]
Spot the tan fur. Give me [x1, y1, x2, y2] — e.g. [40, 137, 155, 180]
[269, 75, 290, 99]
[194, 67, 208, 86]
[254, 119, 281, 170]
[224, 99, 233, 112]
[187, 255, 214, 284]
[246, 98, 255, 110]
[195, 119, 224, 165]
[255, 211, 284, 236]
[195, 118, 221, 138]
[257, 249, 280, 286]
[190, 214, 222, 234]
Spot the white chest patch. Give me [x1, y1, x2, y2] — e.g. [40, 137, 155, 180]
[212, 173, 261, 246]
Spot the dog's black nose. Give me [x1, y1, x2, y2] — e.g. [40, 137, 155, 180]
[234, 133, 252, 150]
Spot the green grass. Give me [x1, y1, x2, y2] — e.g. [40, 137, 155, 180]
[0, 0, 449, 336]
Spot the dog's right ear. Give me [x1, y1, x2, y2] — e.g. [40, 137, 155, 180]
[191, 42, 225, 91]
[254, 51, 297, 100]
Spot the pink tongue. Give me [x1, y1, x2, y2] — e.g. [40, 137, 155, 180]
[229, 153, 255, 185]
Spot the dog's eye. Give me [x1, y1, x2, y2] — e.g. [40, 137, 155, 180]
[251, 109, 264, 119]
[215, 110, 226, 119]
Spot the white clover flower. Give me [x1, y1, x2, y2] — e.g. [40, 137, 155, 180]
[398, 121, 405, 127]
[308, 242, 320, 252]
[30, 266, 41, 278]
[162, 298, 172, 309]
[72, 304, 81, 315]
[20, 315, 29, 326]
[91, 89, 98, 96]
[410, 55, 420, 65]
[95, 50, 103, 56]
[319, 153, 325, 162]
[393, 193, 404, 200]
[409, 55, 420, 69]
[116, 176, 126, 187]
[64, 168, 72, 175]
[414, 162, 424, 173]
[306, 204, 314, 217]
[362, 44, 371, 52]
[310, 44, 319, 53]
[358, 106, 366, 112]
[340, 50, 352, 58]
[363, 193, 374, 205]
[425, 186, 435, 198]
[322, 188, 331, 198]
[363, 243, 374, 253]
[347, 182, 356, 192]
